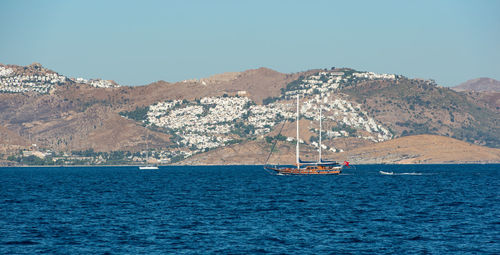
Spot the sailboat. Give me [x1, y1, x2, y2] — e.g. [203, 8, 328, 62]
[264, 94, 349, 175]
[139, 130, 159, 170]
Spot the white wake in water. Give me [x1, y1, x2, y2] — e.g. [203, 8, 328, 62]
[379, 171, 424, 175]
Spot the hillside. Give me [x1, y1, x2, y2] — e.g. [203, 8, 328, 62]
[0, 125, 29, 157]
[0, 62, 499, 165]
[338, 134, 500, 164]
[453, 77, 500, 92]
[337, 78, 500, 148]
[475, 92, 500, 110]
[178, 134, 500, 165]
[0, 64, 303, 154]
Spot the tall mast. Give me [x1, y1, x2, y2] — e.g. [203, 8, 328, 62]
[296, 94, 300, 170]
[319, 105, 322, 162]
[146, 131, 149, 164]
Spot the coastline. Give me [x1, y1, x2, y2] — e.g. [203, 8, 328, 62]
[2, 162, 500, 168]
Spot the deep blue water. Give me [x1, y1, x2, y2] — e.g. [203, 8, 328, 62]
[0, 165, 499, 254]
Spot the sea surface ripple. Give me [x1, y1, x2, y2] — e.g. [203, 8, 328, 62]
[1, 165, 499, 254]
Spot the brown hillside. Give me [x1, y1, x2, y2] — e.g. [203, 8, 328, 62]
[0, 89, 171, 152]
[476, 92, 500, 110]
[1, 62, 499, 158]
[340, 78, 500, 148]
[0, 125, 29, 155]
[0, 125, 28, 145]
[178, 134, 500, 165]
[453, 77, 500, 92]
[109, 67, 310, 110]
[22, 107, 170, 152]
[177, 138, 322, 166]
[338, 134, 500, 164]
[209, 68, 309, 104]
[86, 112, 170, 152]
[37, 67, 319, 114]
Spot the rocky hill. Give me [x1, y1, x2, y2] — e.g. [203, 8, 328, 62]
[338, 77, 500, 148]
[0, 63, 499, 164]
[338, 134, 500, 164]
[178, 134, 500, 165]
[453, 77, 500, 92]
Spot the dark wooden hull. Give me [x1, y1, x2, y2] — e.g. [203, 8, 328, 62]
[264, 165, 342, 175]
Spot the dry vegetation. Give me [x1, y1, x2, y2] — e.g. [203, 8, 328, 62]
[1, 63, 499, 164]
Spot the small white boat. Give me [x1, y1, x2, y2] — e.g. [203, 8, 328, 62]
[379, 171, 394, 175]
[139, 165, 159, 170]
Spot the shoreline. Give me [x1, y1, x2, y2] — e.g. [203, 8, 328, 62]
[1, 162, 499, 168]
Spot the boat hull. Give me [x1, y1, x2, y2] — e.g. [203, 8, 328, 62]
[265, 166, 342, 175]
[139, 166, 159, 170]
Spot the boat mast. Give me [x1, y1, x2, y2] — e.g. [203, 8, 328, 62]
[145, 130, 149, 164]
[296, 94, 300, 170]
[319, 105, 322, 162]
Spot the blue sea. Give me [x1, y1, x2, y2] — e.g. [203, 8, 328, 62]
[0, 165, 499, 254]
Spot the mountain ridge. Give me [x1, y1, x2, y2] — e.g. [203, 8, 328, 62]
[1, 62, 499, 165]
[453, 77, 500, 92]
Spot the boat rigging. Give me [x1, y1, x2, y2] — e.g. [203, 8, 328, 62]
[264, 94, 349, 175]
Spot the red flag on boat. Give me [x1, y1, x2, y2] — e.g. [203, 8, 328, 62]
[344, 161, 349, 167]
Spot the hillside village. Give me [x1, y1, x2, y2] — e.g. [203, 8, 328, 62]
[281, 70, 398, 99]
[0, 63, 120, 94]
[1, 62, 498, 165]
[119, 69, 396, 163]
[0, 65, 67, 93]
[71, 77, 120, 88]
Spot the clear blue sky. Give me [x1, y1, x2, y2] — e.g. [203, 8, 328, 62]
[1, 0, 499, 86]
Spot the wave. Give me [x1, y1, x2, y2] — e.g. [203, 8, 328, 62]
[379, 171, 424, 175]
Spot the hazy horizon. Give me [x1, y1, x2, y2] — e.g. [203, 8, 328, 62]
[1, 0, 499, 87]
